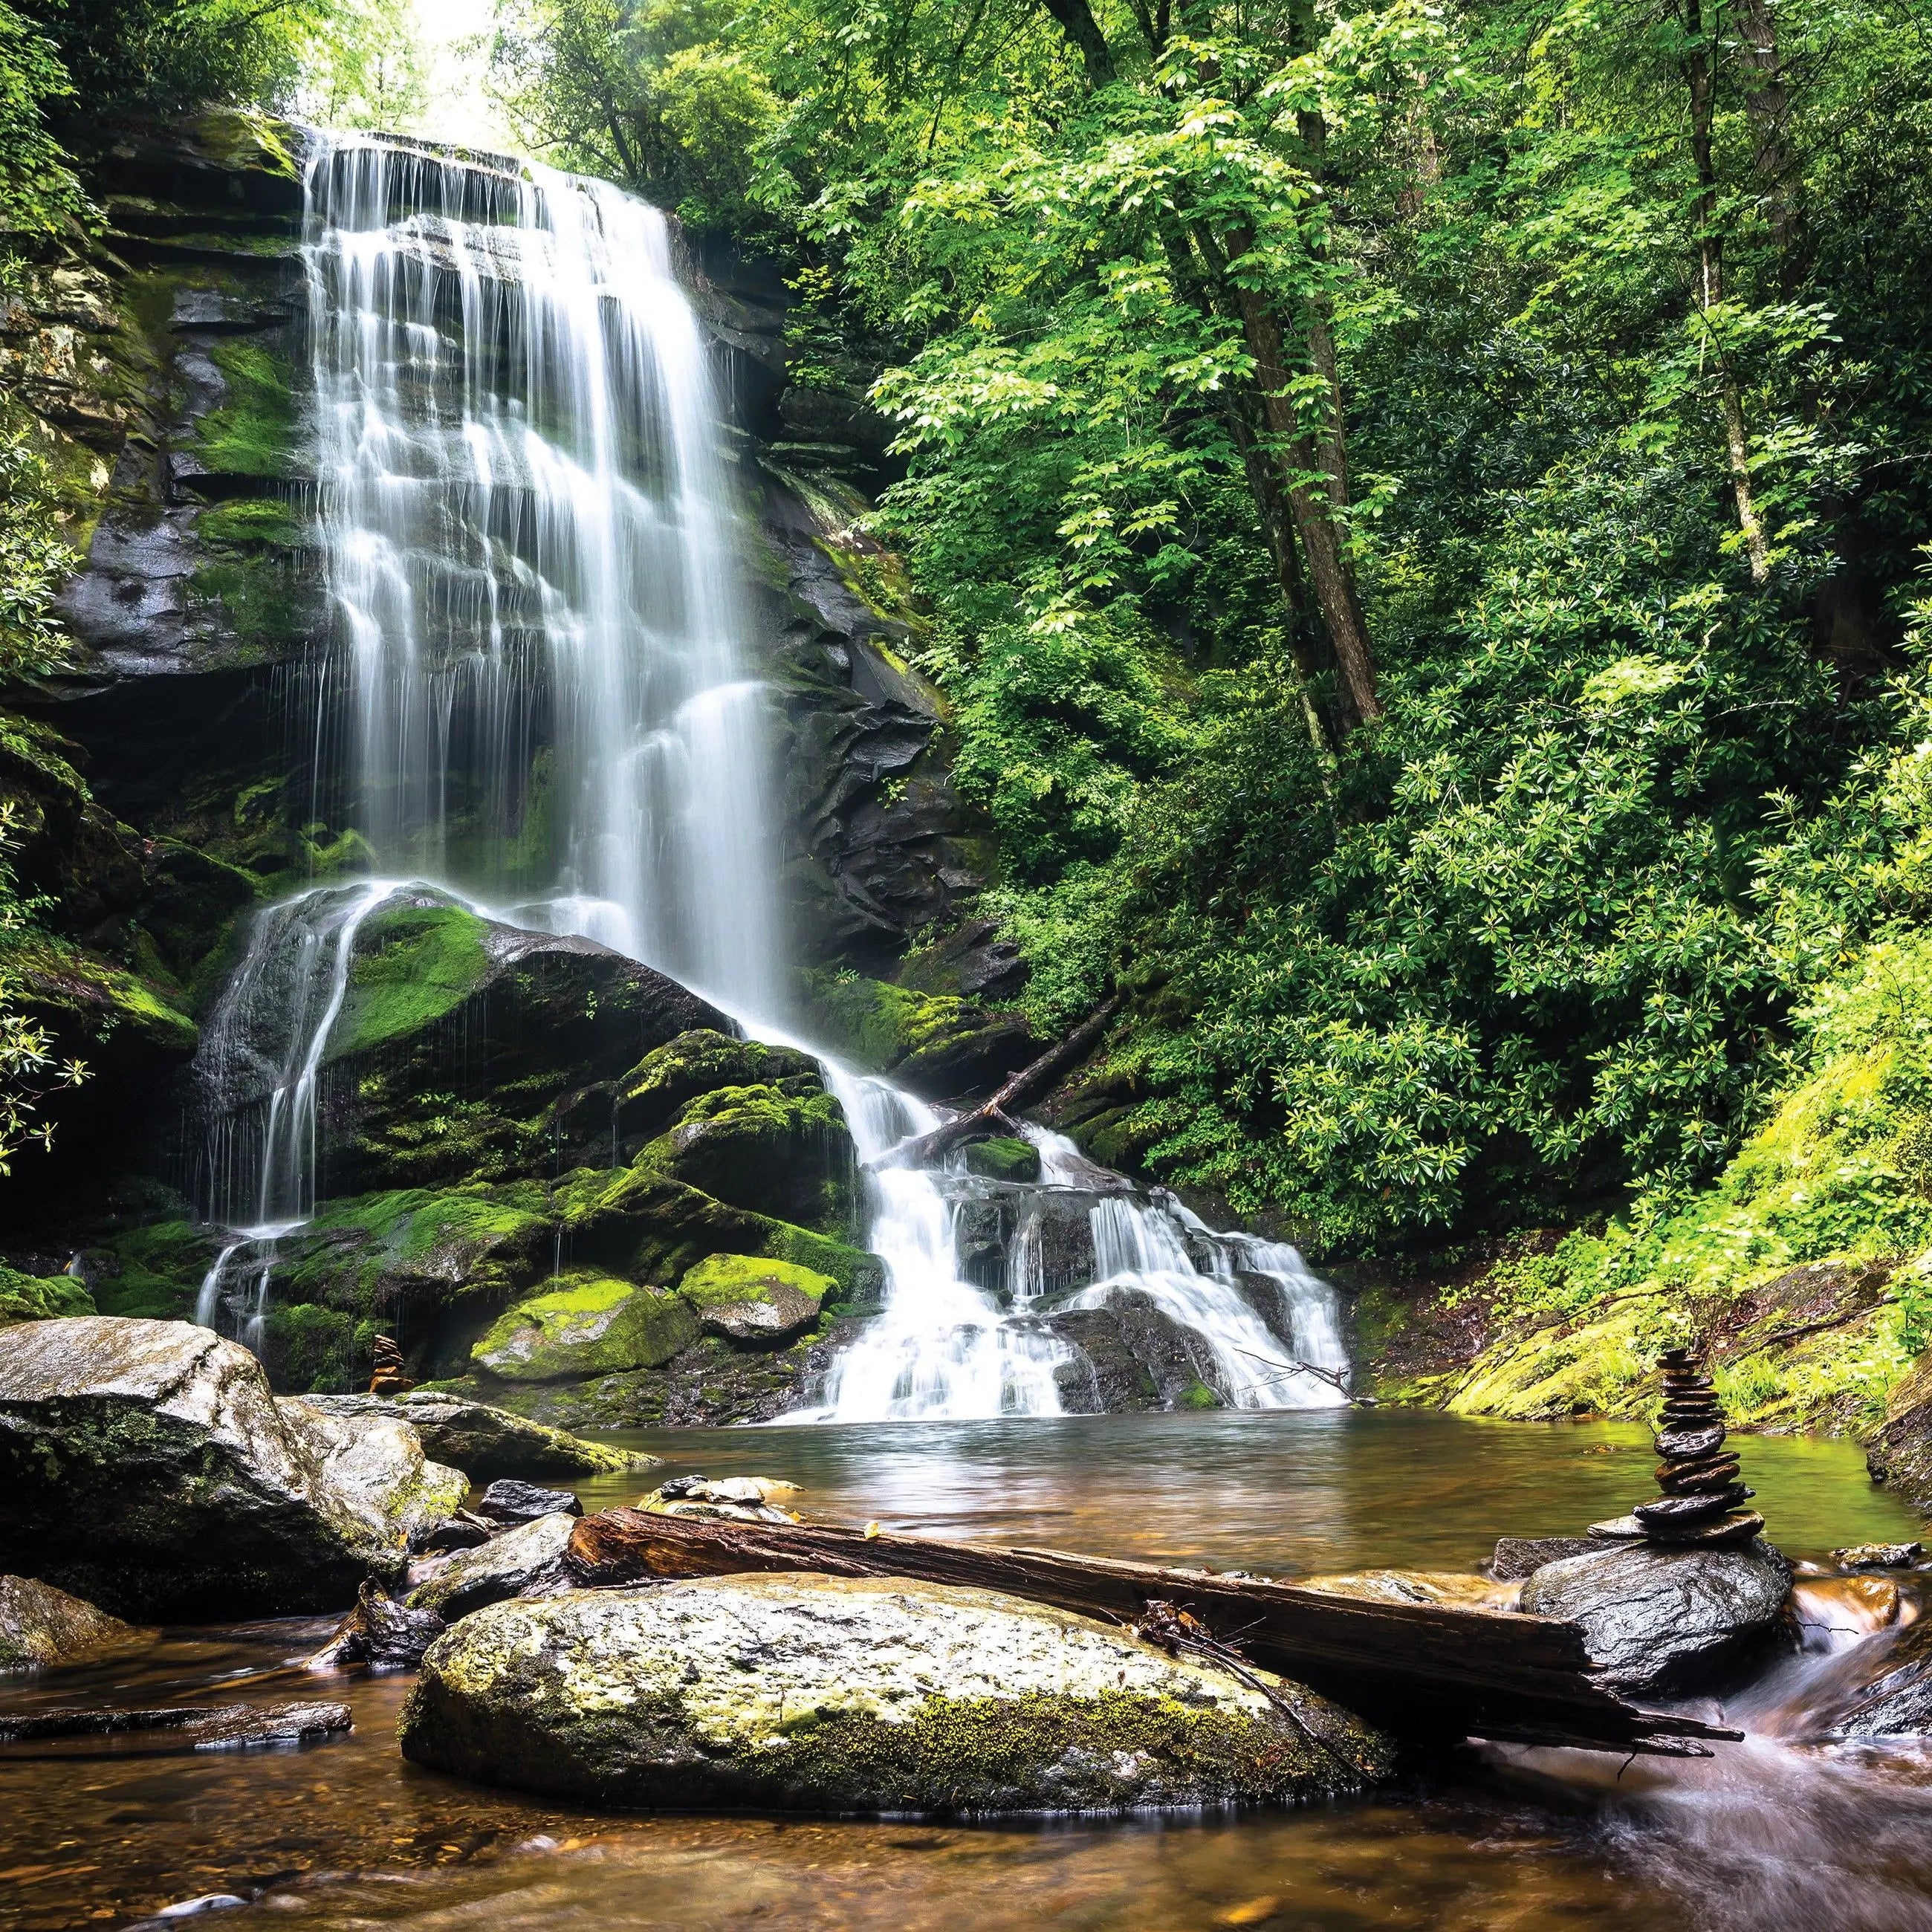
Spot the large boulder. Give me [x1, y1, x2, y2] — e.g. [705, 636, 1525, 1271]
[0, 1317, 461, 1618]
[0, 1575, 153, 1670]
[1517, 1539, 1793, 1694]
[635, 1080, 856, 1232]
[300, 1390, 648, 1480]
[678, 1254, 831, 1345]
[471, 1275, 699, 1381]
[398, 1573, 1394, 1815]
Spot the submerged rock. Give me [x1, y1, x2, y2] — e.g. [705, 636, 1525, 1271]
[305, 1579, 446, 1672]
[1517, 1537, 1793, 1694]
[302, 1390, 649, 1480]
[0, 1317, 456, 1617]
[406, 1510, 578, 1621]
[0, 1575, 154, 1670]
[1300, 1569, 1520, 1610]
[398, 1573, 1394, 1815]
[0, 1700, 351, 1751]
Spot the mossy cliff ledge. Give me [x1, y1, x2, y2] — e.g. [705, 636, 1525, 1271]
[398, 1573, 1394, 1815]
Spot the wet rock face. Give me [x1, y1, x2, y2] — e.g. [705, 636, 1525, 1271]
[1517, 1539, 1793, 1695]
[1804, 1614, 1932, 1737]
[304, 1387, 649, 1481]
[406, 1511, 579, 1621]
[305, 1578, 446, 1672]
[0, 1575, 154, 1671]
[0, 1317, 459, 1618]
[399, 1574, 1395, 1814]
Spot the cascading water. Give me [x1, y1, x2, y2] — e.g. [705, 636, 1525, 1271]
[190, 126, 1355, 1416]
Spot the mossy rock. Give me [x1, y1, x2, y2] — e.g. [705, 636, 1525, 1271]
[962, 1136, 1041, 1183]
[0, 1266, 95, 1326]
[801, 969, 1033, 1100]
[678, 1253, 832, 1346]
[634, 1080, 855, 1234]
[472, 1274, 699, 1382]
[617, 1030, 820, 1141]
[399, 1575, 1394, 1814]
[328, 901, 493, 1063]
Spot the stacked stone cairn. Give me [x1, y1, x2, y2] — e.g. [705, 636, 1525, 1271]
[1592, 1346, 1765, 1546]
[368, 1335, 413, 1398]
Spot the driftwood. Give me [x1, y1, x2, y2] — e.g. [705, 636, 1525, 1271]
[564, 1509, 1739, 1758]
[892, 996, 1121, 1169]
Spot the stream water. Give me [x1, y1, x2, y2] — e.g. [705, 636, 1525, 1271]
[2, 1412, 1927, 1931]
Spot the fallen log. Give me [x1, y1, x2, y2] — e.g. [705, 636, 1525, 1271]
[564, 1509, 1739, 1758]
[891, 996, 1120, 1169]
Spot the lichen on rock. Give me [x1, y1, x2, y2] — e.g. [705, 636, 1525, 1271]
[398, 1573, 1395, 1814]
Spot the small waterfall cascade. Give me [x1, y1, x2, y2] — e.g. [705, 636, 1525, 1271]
[801, 1064, 1074, 1421]
[189, 878, 397, 1341]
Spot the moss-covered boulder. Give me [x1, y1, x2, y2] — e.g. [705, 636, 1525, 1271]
[678, 1254, 832, 1344]
[801, 969, 1034, 1100]
[472, 1275, 699, 1382]
[635, 1080, 855, 1234]
[0, 1575, 154, 1671]
[616, 1030, 822, 1142]
[399, 1575, 1394, 1814]
[962, 1136, 1041, 1183]
[0, 1317, 459, 1617]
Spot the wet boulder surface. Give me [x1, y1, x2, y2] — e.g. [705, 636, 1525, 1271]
[0, 1317, 464, 1618]
[0, 1575, 155, 1671]
[406, 1511, 581, 1621]
[1517, 1537, 1794, 1695]
[399, 1572, 1394, 1816]
[297, 1391, 646, 1481]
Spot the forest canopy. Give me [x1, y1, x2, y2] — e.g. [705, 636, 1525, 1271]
[4, 0, 1932, 1254]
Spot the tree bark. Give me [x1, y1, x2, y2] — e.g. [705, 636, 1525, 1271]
[1685, 0, 1771, 583]
[564, 1509, 1740, 1758]
[1730, 0, 1800, 285]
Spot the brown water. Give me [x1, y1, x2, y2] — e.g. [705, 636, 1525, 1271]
[3, 1410, 1928, 1932]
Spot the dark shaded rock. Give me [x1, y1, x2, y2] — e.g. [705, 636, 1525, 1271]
[0, 1317, 461, 1618]
[0, 1700, 350, 1750]
[398, 1575, 1394, 1813]
[474, 1479, 583, 1528]
[1491, 1537, 1601, 1581]
[634, 1078, 856, 1232]
[406, 1511, 579, 1621]
[409, 1511, 493, 1555]
[1043, 1294, 1223, 1413]
[1517, 1538, 1793, 1694]
[0, 1575, 155, 1670]
[612, 1031, 820, 1144]
[305, 1578, 446, 1671]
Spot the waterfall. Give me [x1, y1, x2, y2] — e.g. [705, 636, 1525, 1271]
[189, 127, 1354, 1418]
[305, 133, 780, 1017]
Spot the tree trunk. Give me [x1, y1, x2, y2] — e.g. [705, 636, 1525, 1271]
[564, 1508, 1740, 1758]
[1730, 0, 1800, 284]
[1685, 2, 1771, 583]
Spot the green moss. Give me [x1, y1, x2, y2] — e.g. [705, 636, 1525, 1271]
[962, 1136, 1041, 1183]
[91, 1222, 219, 1320]
[328, 904, 492, 1060]
[1176, 1378, 1222, 1410]
[800, 969, 970, 1074]
[473, 1272, 698, 1381]
[619, 1029, 818, 1138]
[260, 1303, 375, 1394]
[193, 337, 299, 478]
[0, 1265, 94, 1324]
[634, 1080, 855, 1234]
[0, 935, 197, 1052]
[677, 1252, 834, 1309]
[196, 496, 302, 548]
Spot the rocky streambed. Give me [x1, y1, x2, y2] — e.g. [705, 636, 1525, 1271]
[9, 1315, 1932, 1928]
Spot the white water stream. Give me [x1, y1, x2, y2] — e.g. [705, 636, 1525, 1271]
[190, 129, 1350, 1418]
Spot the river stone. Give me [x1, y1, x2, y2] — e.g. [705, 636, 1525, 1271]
[1804, 1615, 1932, 1736]
[1517, 1538, 1793, 1694]
[471, 1277, 699, 1381]
[1491, 1537, 1599, 1581]
[474, 1479, 583, 1527]
[406, 1510, 579, 1621]
[0, 1317, 444, 1617]
[305, 1579, 447, 1672]
[677, 1254, 831, 1345]
[302, 1391, 650, 1480]
[400, 1575, 1394, 1815]
[0, 1575, 154, 1670]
